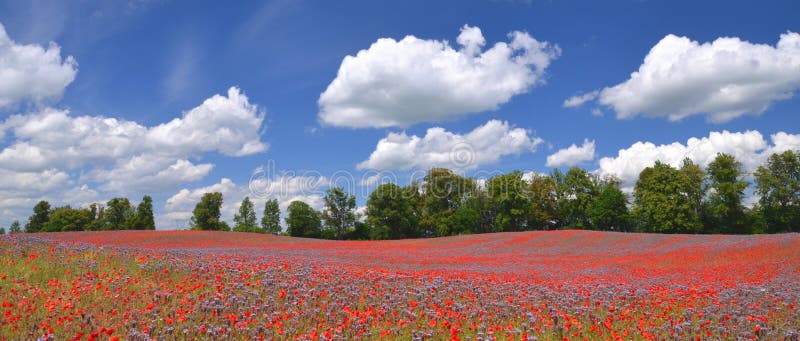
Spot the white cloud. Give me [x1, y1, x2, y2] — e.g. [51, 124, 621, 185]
[0, 168, 69, 193]
[0, 87, 265, 191]
[318, 25, 560, 128]
[92, 155, 214, 193]
[570, 32, 800, 123]
[563, 91, 598, 108]
[546, 139, 596, 167]
[0, 23, 77, 108]
[357, 119, 543, 171]
[596, 130, 800, 186]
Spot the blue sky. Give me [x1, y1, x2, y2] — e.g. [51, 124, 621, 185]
[0, 0, 798, 229]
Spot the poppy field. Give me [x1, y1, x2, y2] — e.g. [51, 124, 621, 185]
[1, 230, 799, 340]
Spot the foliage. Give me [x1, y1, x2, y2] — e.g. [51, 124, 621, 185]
[132, 195, 156, 230]
[755, 150, 800, 232]
[366, 183, 417, 240]
[44, 206, 94, 232]
[233, 197, 258, 232]
[588, 178, 630, 231]
[555, 167, 598, 228]
[634, 161, 703, 233]
[487, 171, 530, 232]
[706, 154, 749, 233]
[527, 173, 560, 230]
[25, 200, 51, 233]
[321, 187, 357, 240]
[9, 220, 22, 234]
[105, 198, 135, 231]
[419, 168, 474, 237]
[261, 199, 281, 234]
[190, 192, 226, 231]
[286, 201, 321, 238]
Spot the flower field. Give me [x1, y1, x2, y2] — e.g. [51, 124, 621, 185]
[1, 230, 799, 340]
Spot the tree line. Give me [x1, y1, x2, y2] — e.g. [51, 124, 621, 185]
[4, 150, 798, 237]
[181, 150, 799, 239]
[3, 195, 155, 234]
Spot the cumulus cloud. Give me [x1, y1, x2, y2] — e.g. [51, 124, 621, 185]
[0, 87, 265, 188]
[357, 119, 543, 171]
[596, 130, 800, 186]
[0, 23, 77, 108]
[0, 87, 268, 227]
[568, 32, 800, 123]
[546, 139, 596, 167]
[318, 25, 561, 128]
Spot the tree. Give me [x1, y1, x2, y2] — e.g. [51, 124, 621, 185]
[105, 198, 135, 230]
[88, 203, 106, 231]
[633, 161, 702, 233]
[190, 192, 226, 231]
[588, 178, 629, 231]
[487, 171, 530, 232]
[527, 174, 560, 230]
[0, 228, 4, 235]
[25, 200, 51, 233]
[321, 187, 357, 239]
[132, 195, 156, 230]
[366, 183, 416, 240]
[706, 154, 748, 233]
[420, 168, 474, 237]
[9, 220, 21, 234]
[285, 201, 321, 238]
[755, 150, 800, 233]
[680, 158, 706, 224]
[261, 199, 281, 234]
[45, 206, 93, 232]
[233, 196, 258, 232]
[555, 167, 598, 229]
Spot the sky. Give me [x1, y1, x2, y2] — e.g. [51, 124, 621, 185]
[0, 0, 798, 229]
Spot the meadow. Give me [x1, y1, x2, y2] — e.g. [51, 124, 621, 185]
[1, 230, 798, 340]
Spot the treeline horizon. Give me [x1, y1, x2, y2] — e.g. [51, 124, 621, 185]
[3, 150, 798, 237]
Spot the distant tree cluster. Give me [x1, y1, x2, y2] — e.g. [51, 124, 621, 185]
[10, 150, 798, 237]
[16, 195, 155, 233]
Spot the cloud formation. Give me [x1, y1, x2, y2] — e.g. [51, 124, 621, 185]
[546, 139, 596, 167]
[319, 25, 560, 128]
[357, 119, 543, 170]
[566, 32, 800, 122]
[0, 23, 77, 108]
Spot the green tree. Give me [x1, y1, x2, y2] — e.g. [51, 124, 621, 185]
[633, 161, 702, 233]
[755, 150, 800, 233]
[25, 200, 51, 233]
[105, 198, 135, 230]
[527, 173, 560, 230]
[130, 195, 156, 230]
[45, 206, 93, 232]
[419, 168, 474, 237]
[555, 167, 598, 229]
[285, 201, 321, 238]
[233, 196, 258, 232]
[261, 199, 281, 234]
[588, 178, 629, 231]
[0, 227, 4, 235]
[366, 183, 416, 240]
[321, 187, 357, 240]
[705, 154, 749, 234]
[190, 192, 226, 231]
[9, 220, 21, 234]
[487, 171, 530, 232]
